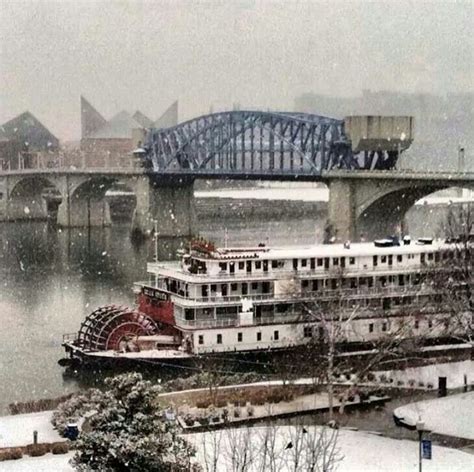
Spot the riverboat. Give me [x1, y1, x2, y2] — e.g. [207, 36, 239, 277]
[61, 236, 470, 367]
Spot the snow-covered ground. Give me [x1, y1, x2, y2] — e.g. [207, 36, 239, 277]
[191, 426, 474, 471]
[1, 426, 472, 471]
[376, 360, 473, 390]
[0, 452, 74, 471]
[394, 392, 474, 440]
[0, 411, 63, 448]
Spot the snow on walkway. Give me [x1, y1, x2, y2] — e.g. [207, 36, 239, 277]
[394, 392, 474, 440]
[0, 452, 74, 471]
[0, 411, 63, 448]
[1, 427, 472, 472]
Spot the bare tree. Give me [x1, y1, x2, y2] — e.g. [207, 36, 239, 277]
[195, 424, 342, 472]
[431, 203, 474, 343]
[296, 268, 422, 421]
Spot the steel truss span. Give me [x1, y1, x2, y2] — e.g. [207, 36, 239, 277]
[143, 111, 397, 179]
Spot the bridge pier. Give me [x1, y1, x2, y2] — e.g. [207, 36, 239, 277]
[57, 195, 111, 227]
[132, 176, 196, 237]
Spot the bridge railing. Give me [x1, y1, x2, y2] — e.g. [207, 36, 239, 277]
[0, 150, 141, 173]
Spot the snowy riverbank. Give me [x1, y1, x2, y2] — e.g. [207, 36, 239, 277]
[394, 392, 474, 440]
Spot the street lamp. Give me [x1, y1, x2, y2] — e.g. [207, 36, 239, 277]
[416, 420, 425, 472]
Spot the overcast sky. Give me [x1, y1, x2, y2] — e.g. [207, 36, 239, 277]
[1, 0, 472, 140]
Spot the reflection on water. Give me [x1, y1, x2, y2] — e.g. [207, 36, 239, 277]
[0, 204, 451, 413]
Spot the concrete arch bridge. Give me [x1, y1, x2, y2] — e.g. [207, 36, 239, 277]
[0, 111, 472, 240]
[0, 169, 195, 237]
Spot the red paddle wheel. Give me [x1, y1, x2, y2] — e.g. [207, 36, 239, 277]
[76, 305, 158, 351]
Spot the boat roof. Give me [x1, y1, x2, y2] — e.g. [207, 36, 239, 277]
[192, 239, 448, 261]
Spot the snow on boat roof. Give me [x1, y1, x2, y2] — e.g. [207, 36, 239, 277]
[194, 239, 448, 260]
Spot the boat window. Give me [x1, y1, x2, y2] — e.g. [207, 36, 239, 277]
[421, 253, 426, 264]
[238, 261, 245, 270]
[310, 258, 315, 269]
[255, 261, 262, 269]
[304, 326, 312, 338]
[251, 282, 258, 290]
[349, 257, 355, 265]
[257, 332, 262, 341]
[428, 252, 434, 261]
[317, 258, 323, 267]
[388, 255, 393, 266]
[262, 282, 270, 293]
[219, 262, 227, 271]
[333, 258, 339, 266]
[368, 323, 374, 333]
[312, 280, 318, 291]
[217, 334, 222, 344]
[274, 330, 279, 341]
[301, 259, 307, 267]
[373, 255, 378, 266]
[229, 262, 235, 274]
[324, 258, 329, 269]
[221, 284, 228, 296]
[237, 332, 243, 342]
[381, 256, 387, 263]
[292, 259, 298, 270]
[397, 255, 403, 262]
[263, 260, 268, 272]
[272, 260, 279, 269]
[246, 261, 252, 273]
[210, 284, 217, 292]
[382, 322, 388, 332]
[185, 309, 194, 321]
[414, 320, 419, 329]
[231, 283, 238, 291]
[201, 285, 208, 297]
[340, 257, 346, 268]
[198, 335, 204, 345]
[242, 283, 248, 295]
[302, 279, 309, 288]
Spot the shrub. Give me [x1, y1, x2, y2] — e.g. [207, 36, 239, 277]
[51, 442, 70, 455]
[26, 444, 49, 457]
[196, 399, 211, 409]
[0, 448, 24, 461]
[184, 415, 195, 427]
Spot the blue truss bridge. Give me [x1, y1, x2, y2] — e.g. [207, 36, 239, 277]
[142, 111, 403, 180]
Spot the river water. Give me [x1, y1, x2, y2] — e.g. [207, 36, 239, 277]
[0, 199, 456, 413]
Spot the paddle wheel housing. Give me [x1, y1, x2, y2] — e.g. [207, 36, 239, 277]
[76, 305, 159, 351]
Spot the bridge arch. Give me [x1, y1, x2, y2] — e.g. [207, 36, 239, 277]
[327, 173, 474, 242]
[357, 184, 449, 240]
[144, 110, 360, 176]
[7, 175, 62, 221]
[57, 176, 140, 228]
